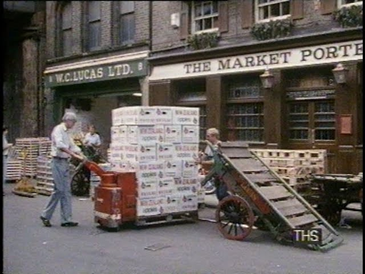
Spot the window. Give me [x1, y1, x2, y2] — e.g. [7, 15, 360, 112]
[120, 1, 135, 45]
[192, 1, 219, 33]
[60, 2, 72, 56]
[226, 78, 264, 142]
[288, 101, 335, 141]
[256, 0, 291, 22]
[338, 0, 363, 8]
[87, 1, 101, 51]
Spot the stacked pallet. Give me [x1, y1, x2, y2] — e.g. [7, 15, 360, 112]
[15, 138, 52, 177]
[250, 149, 327, 187]
[6, 159, 22, 181]
[35, 155, 54, 196]
[110, 106, 201, 221]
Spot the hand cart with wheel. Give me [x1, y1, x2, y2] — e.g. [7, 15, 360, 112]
[200, 141, 343, 251]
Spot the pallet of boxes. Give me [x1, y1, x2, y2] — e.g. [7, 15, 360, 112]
[109, 106, 204, 225]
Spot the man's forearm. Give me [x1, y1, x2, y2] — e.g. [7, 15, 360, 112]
[60, 147, 78, 157]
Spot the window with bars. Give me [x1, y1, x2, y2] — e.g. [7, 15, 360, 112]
[87, 1, 101, 51]
[288, 101, 335, 141]
[226, 79, 264, 142]
[61, 2, 72, 56]
[192, 1, 219, 33]
[120, 1, 135, 45]
[338, 0, 363, 7]
[256, 0, 291, 22]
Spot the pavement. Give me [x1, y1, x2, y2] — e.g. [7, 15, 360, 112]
[3, 183, 363, 274]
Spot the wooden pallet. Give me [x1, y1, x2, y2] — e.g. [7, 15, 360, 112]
[135, 211, 198, 226]
[12, 190, 37, 198]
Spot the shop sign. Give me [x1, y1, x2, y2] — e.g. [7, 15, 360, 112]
[149, 40, 362, 80]
[286, 89, 335, 100]
[45, 59, 147, 87]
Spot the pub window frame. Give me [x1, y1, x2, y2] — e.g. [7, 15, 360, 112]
[118, 1, 135, 45]
[191, 1, 219, 34]
[86, 1, 101, 52]
[337, 0, 363, 8]
[58, 2, 73, 57]
[225, 76, 264, 143]
[255, 0, 291, 23]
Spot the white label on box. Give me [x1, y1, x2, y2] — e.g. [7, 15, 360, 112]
[137, 180, 158, 199]
[137, 198, 163, 216]
[164, 160, 182, 178]
[182, 125, 200, 143]
[164, 125, 182, 143]
[121, 144, 156, 162]
[175, 144, 199, 160]
[112, 108, 123, 126]
[172, 107, 200, 125]
[127, 125, 164, 144]
[110, 126, 127, 143]
[155, 107, 173, 124]
[156, 143, 176, 161]
[111, 161, 138, 172]
[182, 160, 199, 178]
[157, 177, 175, 196]
[176, 185, 198, 194]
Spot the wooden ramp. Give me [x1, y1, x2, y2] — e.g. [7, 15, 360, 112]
[217, 142, 343, 251]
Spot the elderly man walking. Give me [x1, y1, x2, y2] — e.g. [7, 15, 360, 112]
[40, 113, 84, 227]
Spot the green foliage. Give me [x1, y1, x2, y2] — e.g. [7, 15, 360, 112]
[333, 5, 363, 28]
[250, 19, 293, 41]
[187, 32, 219, 50]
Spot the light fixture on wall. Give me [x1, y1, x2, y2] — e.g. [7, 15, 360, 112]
[132, 93, 142, 97]
[260, 68, 274, 89]
[332, 63, 349, 84]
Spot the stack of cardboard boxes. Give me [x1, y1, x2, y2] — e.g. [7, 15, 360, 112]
[109, 106, 204, 217]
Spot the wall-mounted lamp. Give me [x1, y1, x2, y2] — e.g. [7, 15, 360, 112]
[260, 68, 274, 89]
[332, 63, 349, 84]
[132, 93, 142, 97]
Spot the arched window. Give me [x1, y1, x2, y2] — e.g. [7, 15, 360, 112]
[59, 2, 72, 56]
[87, 1, 101, 51]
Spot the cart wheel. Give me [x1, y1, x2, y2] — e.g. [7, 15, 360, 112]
[71, 171, 90, 197]
[215, 196, 255, 241]
[317, 204, 342, 225]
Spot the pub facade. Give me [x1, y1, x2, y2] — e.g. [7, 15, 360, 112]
[148, 0, 363, 174]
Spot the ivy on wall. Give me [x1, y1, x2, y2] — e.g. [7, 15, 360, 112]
[250, 19, 293, 41]
[333, 5, 363, 28]
[187, 32, 219, 50]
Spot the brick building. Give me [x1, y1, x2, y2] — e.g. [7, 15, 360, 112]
[3, 1, 46, 141]
[42, 1, 152, 153]
[148, 0, 363, 174]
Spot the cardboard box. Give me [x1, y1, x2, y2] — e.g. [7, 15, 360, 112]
[160, 195, 180, 214]
[121, 144, 156, 163]
[164, 125, 182, 143]
[182, 125, 200, 143]
[120, 106, 157, 125]
[156, 143, 176, 161]
[109, 143, 124, 162]
[155, 107, 173, 125]
[111, 161, 138, 172]
[172, 107, 200, 125]
[182, 160, 199, 178]
[110, 126, 127, 143]
[179, 194, 198, 212]
[136, 198, 163, 217]
[176, 185, 198, 195]
[164, 160, 182, 178]
[157, 177, 176, 196]
[127, 125, 164, 144]
[197, 189, 205, 204]
[111, 108, 123, 126]
[174, 144, 199, 160]
[137, 180, 158, 199]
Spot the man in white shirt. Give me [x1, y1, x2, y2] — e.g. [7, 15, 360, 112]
[40, 112, 84, 227]
[3, 126, 12, 195]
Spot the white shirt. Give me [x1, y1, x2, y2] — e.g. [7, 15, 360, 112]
[83, 132, 101, 147]
[51, 123, 81, 158]
[3, 134, 10, 156]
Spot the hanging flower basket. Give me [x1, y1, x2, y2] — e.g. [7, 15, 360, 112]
[333, 5, 363, 28]
[187, 32, 219, 50]
[250, 19, 293, 41]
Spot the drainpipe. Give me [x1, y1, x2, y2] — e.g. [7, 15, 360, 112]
[149, 1, 152, 52]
